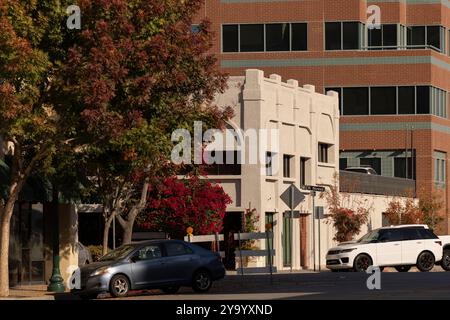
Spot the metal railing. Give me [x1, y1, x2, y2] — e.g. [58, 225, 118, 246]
[361, 44, 442, 53]
[339, 170, 416, 197]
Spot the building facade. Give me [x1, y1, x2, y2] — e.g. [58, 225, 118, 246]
[212, 69, 412, 270]
[197, 0, 450, 234]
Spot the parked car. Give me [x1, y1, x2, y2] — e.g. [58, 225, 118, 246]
[326, 224, 443, 272]
[439, 235, 450, 271]
[71, 239, 226, 299]
[344, 166, 377, 175]
[77, 242, 93, 266]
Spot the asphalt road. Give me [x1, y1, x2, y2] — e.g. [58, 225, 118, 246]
[72, 268, 450, 300]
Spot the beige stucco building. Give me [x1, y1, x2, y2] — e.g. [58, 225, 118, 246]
[211, 69, 414, 271]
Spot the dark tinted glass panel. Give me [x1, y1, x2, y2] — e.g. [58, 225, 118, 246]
[383, 24, 397, 47]
[417, 228, 438, 239]
[283, 155, 291, 178]
[368, 27, 382, 48]
[408, 26, 425, 47]
[343, 87, 369, 115]
[240, 24, 264, 52]
[417, 86, 430, 114]
[325, 22, 341, 50]
[398, 86, 415, 114]
[223, 25, 238, 52]
[165, 242, 192, 256]
[427, 26, 441, 50]
[326, 87, 341, 113]
[360, 158, 381, 175]
[343, 22, 359, 49]
[379, 229, 403, 242]
[394, 157, 414, 179]
[403, 228, 422, 240]
[266, 23, 290, 51]
[291, 23, 308, 51]
[370, 87, 396, 114]
[339, 158, 348, 170]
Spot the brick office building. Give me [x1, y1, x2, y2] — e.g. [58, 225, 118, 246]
[196, 0, 450, 233]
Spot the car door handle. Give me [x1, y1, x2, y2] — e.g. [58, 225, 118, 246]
[394, 243, 400, 246]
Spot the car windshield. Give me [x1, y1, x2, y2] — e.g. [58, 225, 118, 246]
[357, 229, 379, 243]
[99, 245, 135, 261]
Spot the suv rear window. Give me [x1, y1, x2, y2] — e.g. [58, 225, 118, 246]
[416, 228, 439, 239]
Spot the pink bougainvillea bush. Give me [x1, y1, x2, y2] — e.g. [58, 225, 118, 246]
[138, 175, 232, 239]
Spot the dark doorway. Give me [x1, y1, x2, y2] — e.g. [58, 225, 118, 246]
[222, 211, 243, 270]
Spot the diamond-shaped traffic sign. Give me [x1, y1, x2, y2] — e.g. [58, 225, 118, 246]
[280, 184, 305, 210]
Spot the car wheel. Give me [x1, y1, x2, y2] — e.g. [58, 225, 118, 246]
[109, 274, 130, 298]
[442, 249, 450, 271]
[395, 266, 411, 272]
[161, 286, 180, 294]
[79, 293, 97, 300]
[416, 251, 435, 272]
[192, 270, 212, 293]
[353, 254, 372, 272]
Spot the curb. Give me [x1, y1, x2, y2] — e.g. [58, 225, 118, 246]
[0, 296, 55, 300]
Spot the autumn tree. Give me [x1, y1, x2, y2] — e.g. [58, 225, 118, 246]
[138, 175, 232, 239]
[0, 0, 76, 297]
[321, 174, 371, 242]
[53, 0, 232, 251]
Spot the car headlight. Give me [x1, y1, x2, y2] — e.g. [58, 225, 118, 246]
[90, 266, 111, 277]
[340, 248, 356, 253]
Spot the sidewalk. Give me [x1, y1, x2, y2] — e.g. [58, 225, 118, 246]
[0, 285, 56, 300]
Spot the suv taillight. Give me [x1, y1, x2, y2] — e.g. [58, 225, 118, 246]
[435, 240, 442, 246]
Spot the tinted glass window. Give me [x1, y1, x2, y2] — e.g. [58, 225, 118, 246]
[136, 245, 162, 260]
[368, 27, 382, 48]
[417, 86, 430, 114]
[240, 24, 264, 52]
[223, 25, 239, 52]
[165, 242, 192, 257]
[398, 86, 415, 114]
[343, 87, 369, 115]
[371, 87, 396, 114]
[402, 228, 422, 240]
[266, 23, 290, 51]
[408, 26, 425, 47]
[343, 22, 359, 49]
[383, 24, 397, 47]
[339, 158, 348, 170]
[394, 157, 414, 179]
[360, 158, 381, 175]
[325, 22, 341, 50]
[291, 23, 307, 51]
[427, 26, 441, 50]
[417, 228, 439, 239]
[379, 229, 403, 242]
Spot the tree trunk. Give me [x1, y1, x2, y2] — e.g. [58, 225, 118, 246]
[122, 223, 133, 245]
[102, 218, 112, 256]
[0, 197, 16, 297]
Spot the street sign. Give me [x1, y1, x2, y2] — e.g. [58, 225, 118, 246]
[302, 185, 326, 192]
[280, 184, 305, 210]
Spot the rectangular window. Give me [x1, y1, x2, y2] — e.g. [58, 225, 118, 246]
[266, 23, 290, 51]
[203, 151, 241, 175]
[427, 26, 441, 50]
[394, 157, 414, 179]
[291, 23, 308, 51]
[223, 23, 307, 53]
[368, 27, 382, 48]
[343, 87, 369, 115]
[360, 158, 381, 175]
[300, 157, 309, 186]
[383, 24, 398, 48]
[283, 155, 293, 178]
[325, 22, 342, 50]
[370, 87, 397, 115]
[408, 26, 425, 48]
[339, 158, 348, 170]
[318, 143, 329, 163]
[240, 24, 264, 52]
[368, 24, 398, 49]
[222, 25, 239, 52]
[434, 151, 446, 185]
[266, 152, 274, 176]
[282, 214, 292, 267]
[417, 86, 430, 114]
[343, 22, 360, 50]
[398, 86, 415, 114]
[407, 25, 444, 52]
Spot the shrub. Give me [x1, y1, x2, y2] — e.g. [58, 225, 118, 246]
[88, 245, 109, 262]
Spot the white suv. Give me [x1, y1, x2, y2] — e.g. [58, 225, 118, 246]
[326, 225, 443, 272]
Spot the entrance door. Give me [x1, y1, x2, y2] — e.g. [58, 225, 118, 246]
[223, 212, 243, 270]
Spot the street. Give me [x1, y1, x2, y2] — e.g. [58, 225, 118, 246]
[61, 269, 450, 300]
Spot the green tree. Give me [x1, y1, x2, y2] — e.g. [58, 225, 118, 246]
[53, 0, 232, 250]
[0, 0, 74, 297]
